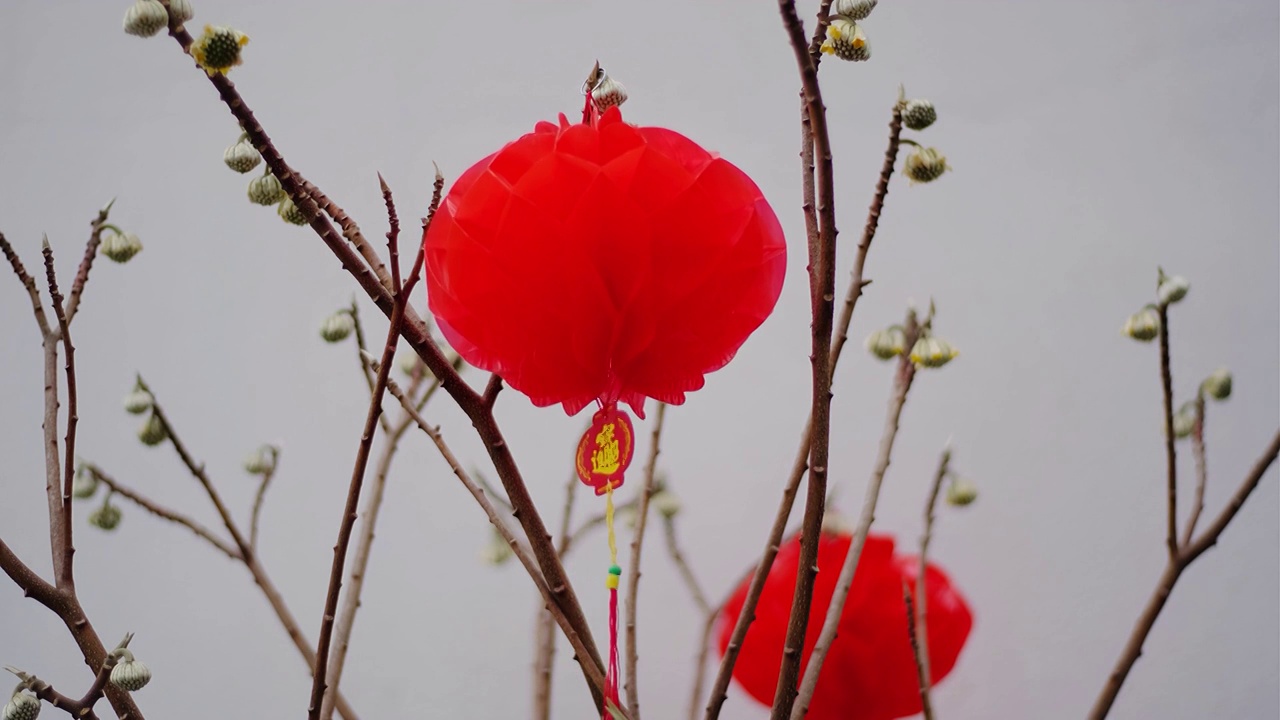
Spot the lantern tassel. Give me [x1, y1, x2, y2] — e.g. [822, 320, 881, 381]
[603, 483, 622, 718]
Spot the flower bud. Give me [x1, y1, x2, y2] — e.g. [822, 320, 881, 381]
[243, 445, 276, 475]
[591, 72, 628, 113]
[277, 196, 308, 226]
[865, 326, 906, 360]
[650, 489, 682, 518]
[1171, 401, 1197, 439]
[168, 0, 195, 24]
[123, 380, 153, 415]
[88, 500, 123, 531]
[101, 230, 143, 263]
[1202, 367, 1232, 401]
[73, 464, 100, 500]
[123, 0, 168, 38]
[109, 653, 152, 692]
[191, 25, 249, 76]
[137, 413, 167, 447]
[832, 0, 877, 21]
[480, 526, 513, 566]
[1122, 307, 1160, 342]
[903, 146, 949, 183]
[2, 691, 40, 720]
[319, 311, 355, 343]
[910, 336, 959, 368]
[945, 478, 978, 506]
[223, 136, 261, 174]
[820, 19, 871, 62]
[247, 172, 284, 206]
[1156, 271, 1190, 306]
[902, 99, 937, 130]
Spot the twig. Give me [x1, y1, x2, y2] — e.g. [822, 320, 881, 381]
[624, 403, 668, 719]
[473, 469, 516, 515]
[307, 227, 422, 720]
[1181, 397, 1208, 547]
[703, 51, 903, 720]
[481, 374, 504, 409]
[791, 315, 920, 719]
[664, 517, 713, 617]
[901, 582, 935, 720]
[534, 468, 583, 720]
[249, 451, 279, 552]
[1156, 306, 1178, 560]
[1088, 429, 1280, 718]
[771, 2, 840, 716]
[87, 465, 240, 561]
[63, 200, 114, 325]
[0, 232, 52, 336]
[9, 636, 123, 720]
[378, 367, 620, 713]
[43, 241, 79, 592]
[347, 301, 386, 430]
[302, 179, 391, 294]
[912, 445, 952, 711]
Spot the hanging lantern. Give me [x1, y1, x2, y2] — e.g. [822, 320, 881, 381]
[717, 532, 973, 720]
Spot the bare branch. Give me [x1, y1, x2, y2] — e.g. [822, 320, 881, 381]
[63, 200, 115, 325]
[901, 581, 935, 720]
[43, 242, 79, 591]
[1156, 306, 1178, 560]
[1181, 397, 1208, 547]
[250, 451, 279, 552]
[0, 232, 52, 336]
[624, 402, 668, 719]
[88, 465, 240, 561]
[534, 466, 584, 720]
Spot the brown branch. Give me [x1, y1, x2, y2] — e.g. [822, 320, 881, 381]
[1181, 397, 1208, 547]
[0, 232, 52, 336]
[63, 200, 115, 325]
[624, 402, 668, 719]
[534, 467, 583, 720]
[302, 179, 391, 294]
[11, 638, 123, 720]
[901, 582, 935, 720]
[1088, 429, 1280, 718]
[792, 317, 919, 719]
[250, 453, 279, 552]
[660, 512, 719, 720]
[704, 96, 902, 720]
[481, 375, 504, 409]
[378, 366, 616, 713]
[87, 465, 240, 561]
[911, 444, 952, 714]
[771, 1, 840, 716]
[347, 301, 389, 433]
[42, 242, 78, 592]
[307, 235, 421, 720]
[1156, 306, 1178, 560]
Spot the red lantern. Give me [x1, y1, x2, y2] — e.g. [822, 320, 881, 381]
[423, 105, 787, 425]
[717, 532, 973, 720]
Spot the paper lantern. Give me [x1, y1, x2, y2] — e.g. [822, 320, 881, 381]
[423, 105, 787, 427]
[717, 532, 973, 720]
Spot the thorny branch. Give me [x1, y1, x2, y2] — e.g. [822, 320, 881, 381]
[900, 584, 934, 720]
[910, 445, 954, 718]
[86, 465, 240, 561]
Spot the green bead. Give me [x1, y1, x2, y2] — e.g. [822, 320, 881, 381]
[608, 564, 622, 576]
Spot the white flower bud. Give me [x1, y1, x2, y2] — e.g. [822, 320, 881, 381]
[820, 19, 870, 62]
[168, 0, 195, 24]
[109, 653, 151, 692]
[319, 311, 355, 343]
[137, 413, 167, 447]
[123, 382, 154, 415]
[88, 500, 123, 531]
[1172, 401, 1197, 439]
[191, 25, 249, 76]
[480, 526, 513, 566]
[1157, 272, 1190, 306]
[223, 137, 261, 174]
[243, 446, 276, 475]
[865, 326, 906, 360]
[101, 231, 143, 263]
[902, 99, 937, 131]
[591, 72, 628, 112]
[650, 489, 682, 518]
[1122, 307, 1160, 342]
[277, 196, 308, 226]
[903, 146, 949, 183]
[73, 465, 100, 500]
[910, 336, 959, 368]
[832, 0, 877, 21]
[123, 0, 168, 38]
[945, 478, 978, 507]
[247, 172, 285, 206]
[2, 691, 40, 720]
[1202, 367, 1232, 401]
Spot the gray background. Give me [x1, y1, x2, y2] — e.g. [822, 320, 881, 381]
[1, 1, 1277, 718]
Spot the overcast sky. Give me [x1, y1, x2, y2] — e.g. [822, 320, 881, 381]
[1, 1, 1277, 719]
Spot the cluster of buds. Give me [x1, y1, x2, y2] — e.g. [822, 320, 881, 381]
[1124, 268, 1193, 342]
[108, 646, 152, 692]
[122, 0, 194, 37]
[225, 135, 304, 227]
[1122, 305, 1161, 342]
[191, 25, 249, 76]
[320, 309, 356, 343]
[1201, 367, 1232, 401]
[2, 686, 39, 720]
[865, 326, 907, 360]
[99, 225, 143, 263]
[821, 0, 877, 62]
[123, 376, 154, 415]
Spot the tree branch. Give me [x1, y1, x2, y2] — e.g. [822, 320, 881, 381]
[534, 466, 583, 720]
[1180, 397, 1208, 547]
[901, 581, 935, 720]
[1156, 306, 1178, 560]
[624, 402, 668, 719]
[87, 465, 240, 561]
[910, 444, 952, 715]
[0, 232, 52, 337]
[43, 242, 79, 592]
[63, 200, 115, 326]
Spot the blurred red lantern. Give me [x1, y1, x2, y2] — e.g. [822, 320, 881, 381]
[423, 105, 787, 422]
[717, 532, 972, 720]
